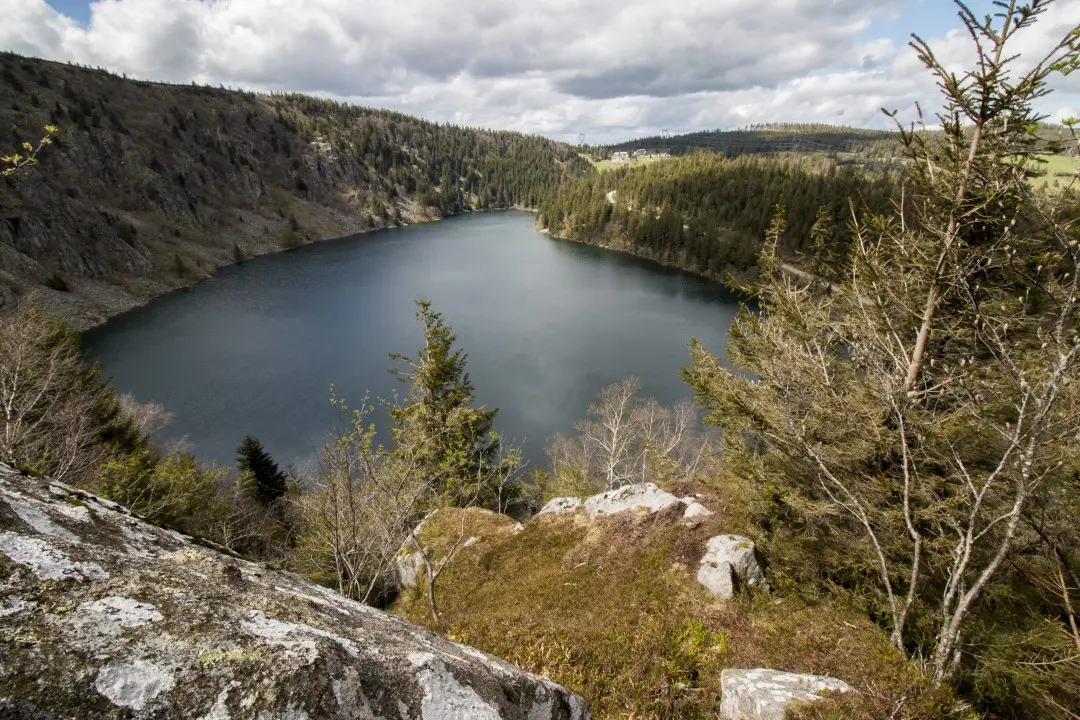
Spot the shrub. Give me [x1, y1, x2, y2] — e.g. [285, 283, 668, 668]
[43, 272, 69, 292]
[94, 449, 227, 527]
[278, 224, 297, 248]
[0, 306, 141, 483]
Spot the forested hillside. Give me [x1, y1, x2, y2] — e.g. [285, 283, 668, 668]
[606, 122, 1073, 161]
[606, 124, 901, 160]
[538, 153, 898, 280]
[0, 52, 589, 327]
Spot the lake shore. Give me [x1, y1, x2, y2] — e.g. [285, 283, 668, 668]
[34, 205, 519, 333]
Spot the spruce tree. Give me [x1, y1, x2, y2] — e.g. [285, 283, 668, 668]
[388, 300, 503, 507]
[683, 0, 1080, 698]
[236, 435, 287, 506]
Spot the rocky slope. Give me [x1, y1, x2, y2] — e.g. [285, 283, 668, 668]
[0, 462, 590, 719]
[0, 52, 588, 328]
[389, 486, 928, 719]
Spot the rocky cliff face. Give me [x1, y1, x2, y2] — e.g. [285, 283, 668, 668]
[0, 52, 586, 328]
[0, 463, 590, 719]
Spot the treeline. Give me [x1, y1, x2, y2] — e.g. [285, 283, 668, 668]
[604, 124, 900, 159]
[538, 152, 898, 279]
[266, 91, 589, 212]
[602, 122, 1073, 162]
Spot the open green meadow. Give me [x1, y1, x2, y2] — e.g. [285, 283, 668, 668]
[1030, 153, 1077, 190]
[582, 152, 675, 173]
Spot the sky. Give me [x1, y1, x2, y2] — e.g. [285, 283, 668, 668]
[2, 0, 1078, 144]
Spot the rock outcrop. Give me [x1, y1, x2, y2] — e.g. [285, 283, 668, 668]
[396, 546, 426, 590]
[539, 484, 715, 521]
[0, 464, 590, 719]
[697, 535, 767, 598]
[719, 668, 851, 719]
[582, 483, 682, 517]
[537, 497, 583, 517]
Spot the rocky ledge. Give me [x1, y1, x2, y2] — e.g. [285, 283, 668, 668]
[719, 668, 852, 720]
[0, 464, 590, 719]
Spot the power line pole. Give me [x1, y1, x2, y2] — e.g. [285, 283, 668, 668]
[578, 133, 586, 146]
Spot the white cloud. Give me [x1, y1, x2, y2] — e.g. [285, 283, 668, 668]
[1, 0, 1077, 143]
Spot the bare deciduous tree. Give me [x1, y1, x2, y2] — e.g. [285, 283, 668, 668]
[544, 378, 712, 497]
[0, 306, 128, 483]
[297, 392, 500, 619]
[118, 393, 174, 439]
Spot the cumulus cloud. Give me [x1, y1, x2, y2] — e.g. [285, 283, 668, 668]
[1, 0, 1077, 142]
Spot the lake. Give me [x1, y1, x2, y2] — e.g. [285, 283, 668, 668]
[84, 211, 740, 472]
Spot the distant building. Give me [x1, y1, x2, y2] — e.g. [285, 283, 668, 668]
[611, 151, 630, 163]
[633, 148, 648, 157]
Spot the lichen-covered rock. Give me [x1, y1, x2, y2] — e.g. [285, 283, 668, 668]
[0, 464, 591, 719]
[396, 545, 425, 589]
[697, 535, 766, 598]
[719, 668, 851, 719]
[537, 497, 583, 517]
[581, 483, 681, 518]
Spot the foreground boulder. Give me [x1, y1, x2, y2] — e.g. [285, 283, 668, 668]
[395, 509, 523, 591]
[719, 668, 851, 719]
[0, 464, 590, 719]
[697, 535, 767, 598]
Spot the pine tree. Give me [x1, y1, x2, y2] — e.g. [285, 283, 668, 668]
[806, 204, 836, 282]
[388, 300, 504, 507]
[236, 435, 286, 506]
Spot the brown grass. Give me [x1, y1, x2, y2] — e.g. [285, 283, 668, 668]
[393, 506, 961, 719]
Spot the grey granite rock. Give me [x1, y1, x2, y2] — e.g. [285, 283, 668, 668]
[0, 464, 590, 719]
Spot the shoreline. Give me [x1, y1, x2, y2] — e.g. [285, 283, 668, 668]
[536, 224, 738, 288]
[73, 206, 546, 334]
[67, 205, 748, 335]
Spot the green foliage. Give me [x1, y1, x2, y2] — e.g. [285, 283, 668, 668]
[95, 449, 228, 528]
[683, 3, 1080, 715]
[538, 152, 896, 280]
[1, 124, 56, 177]
[606, 123, 899, 160]
[389, 300, 516, 510]
[236, 435, 287, 507]
[963, 617, 1080, 719]
[806, 205, 837, 281]
[278, 223, 297, 248]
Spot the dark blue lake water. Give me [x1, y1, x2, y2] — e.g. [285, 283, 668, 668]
[84, 211, 739, 472]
